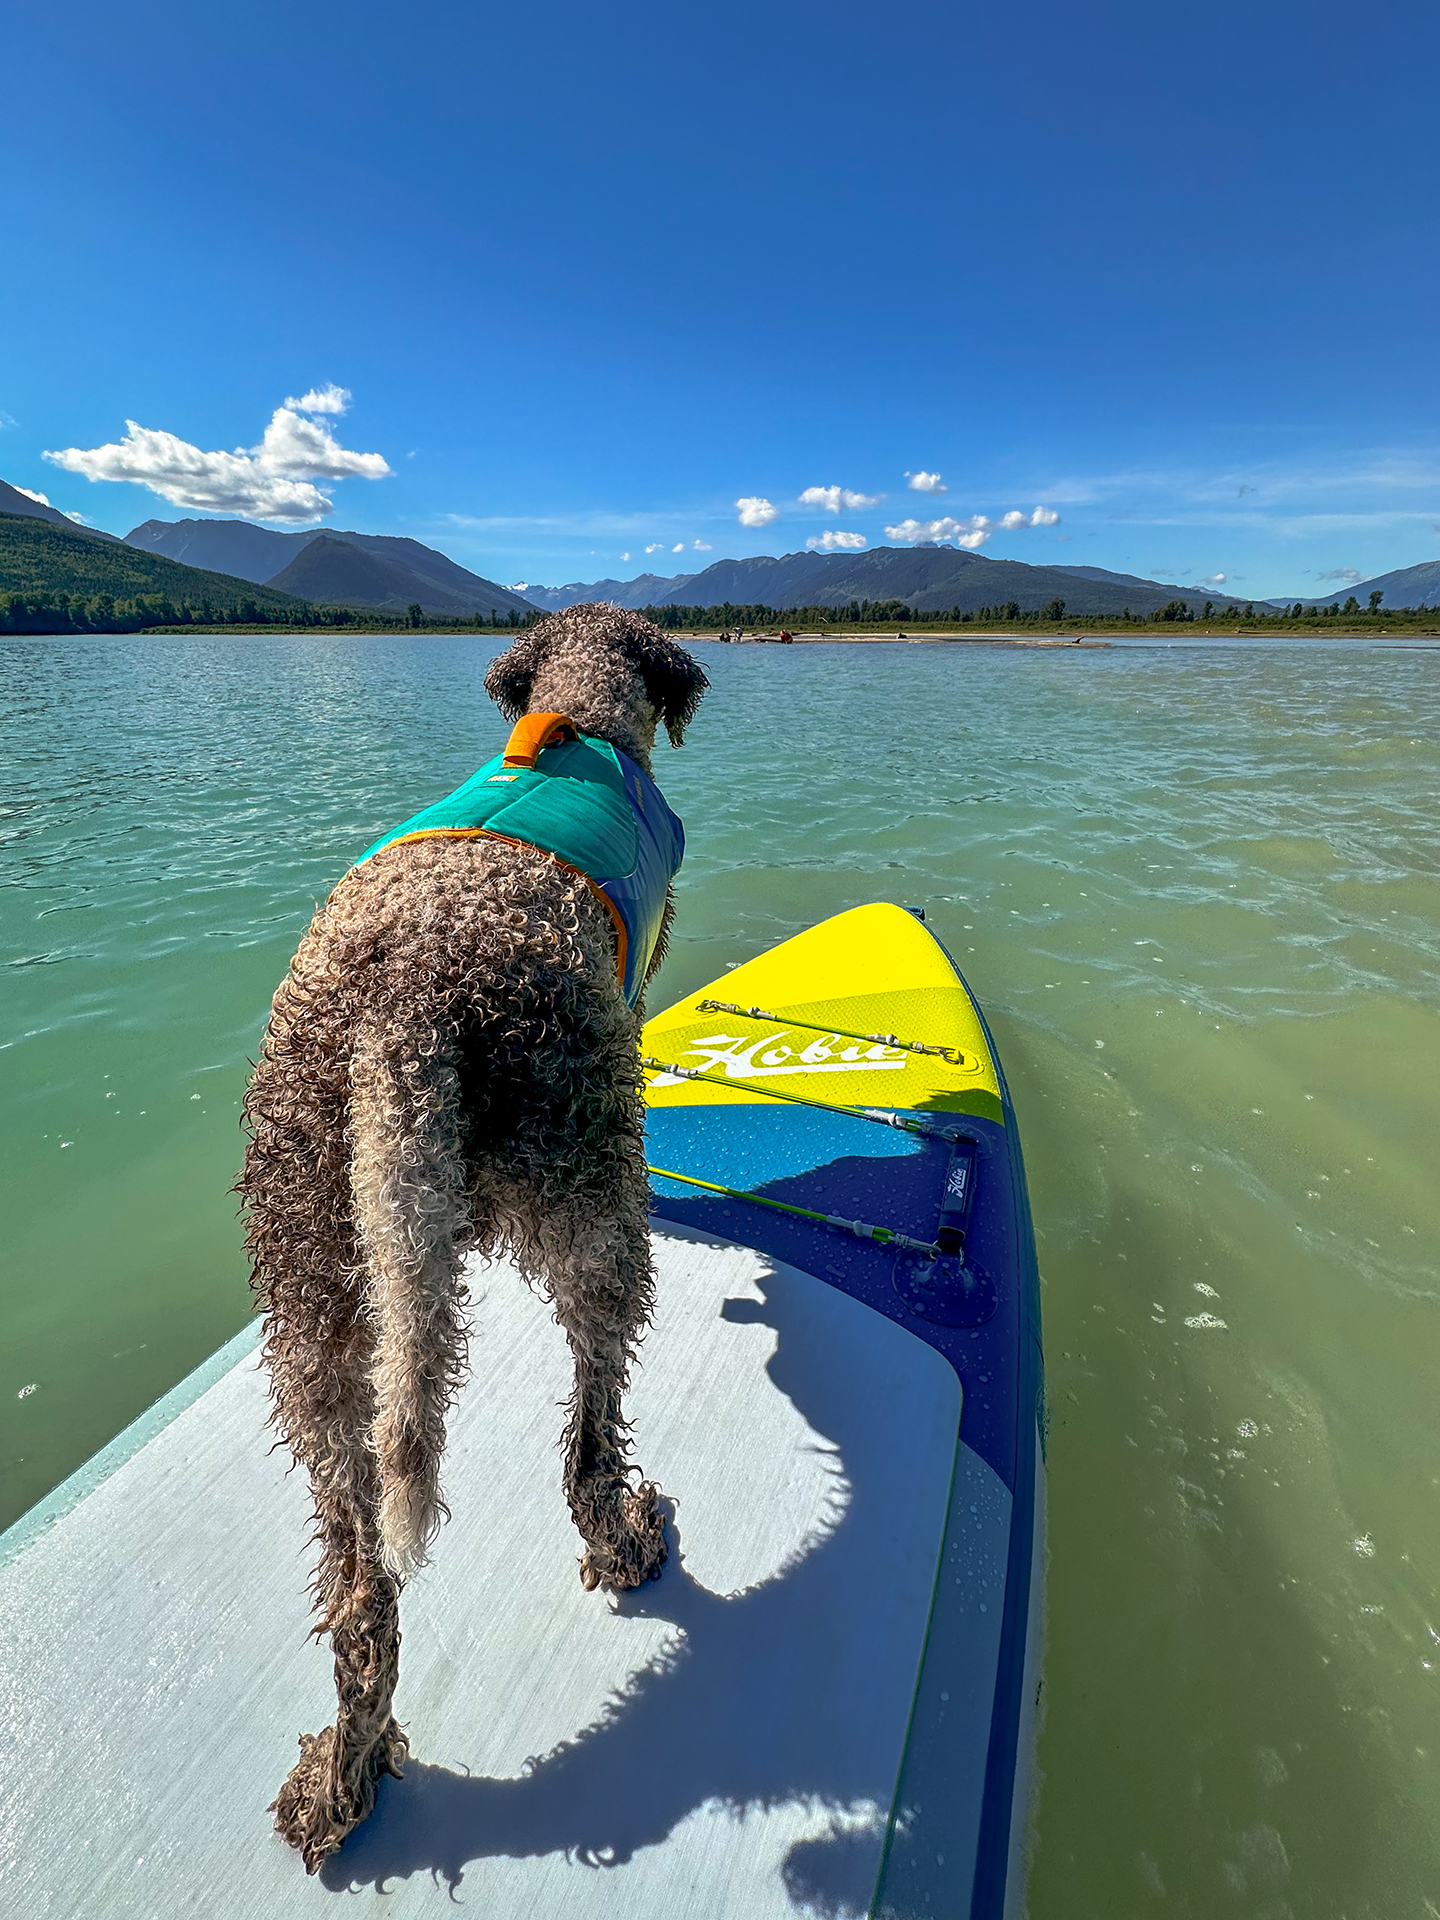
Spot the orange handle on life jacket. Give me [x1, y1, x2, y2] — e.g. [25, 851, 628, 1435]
[501, 712, 578, 769]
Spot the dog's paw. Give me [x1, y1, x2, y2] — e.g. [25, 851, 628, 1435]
[578, 1483, 669, 1592]
[623, 1484, 669, 1585]
[272, 1718, 409, 1874]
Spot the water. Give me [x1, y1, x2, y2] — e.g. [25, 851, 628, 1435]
[3, 633, 1438, 1915]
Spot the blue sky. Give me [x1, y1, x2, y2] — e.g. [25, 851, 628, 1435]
[4, 0, 1437, 598]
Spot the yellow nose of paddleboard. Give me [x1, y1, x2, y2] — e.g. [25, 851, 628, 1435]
[643, 902, 1003, 1122]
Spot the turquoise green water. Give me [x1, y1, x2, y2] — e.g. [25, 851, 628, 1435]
[3, 633, 1439, 1914]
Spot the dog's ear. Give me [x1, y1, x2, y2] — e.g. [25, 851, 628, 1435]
[630, 630, 709, 746]
[484, 629, 548, 719]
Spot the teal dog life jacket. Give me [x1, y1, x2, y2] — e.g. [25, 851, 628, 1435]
[355, 713, 684, 1007]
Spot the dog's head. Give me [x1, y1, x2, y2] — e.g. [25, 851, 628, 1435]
[484, 604, 708, 770]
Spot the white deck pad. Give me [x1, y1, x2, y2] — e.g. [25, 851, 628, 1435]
[0, 1224, 961, 1918]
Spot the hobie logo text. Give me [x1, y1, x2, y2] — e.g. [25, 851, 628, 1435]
[667, 1029, 910, 1081]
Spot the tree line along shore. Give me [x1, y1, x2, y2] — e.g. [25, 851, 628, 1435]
[6, 592, 1440, 638]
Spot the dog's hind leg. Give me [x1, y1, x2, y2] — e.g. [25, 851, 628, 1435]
[269, 1480, 408, 1874]
[244, 977, 470, 1872]
[568, 1307, 670, 1594]
[506, 1033, 668, 1593]
[282, 1012, 471, 1870]
[241, 976, 409, 1871]
[472, 924, 667, 1594]
[540, 1176, 669, 1593]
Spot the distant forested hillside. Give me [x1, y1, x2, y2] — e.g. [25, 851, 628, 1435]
[0, 513, 314, 630]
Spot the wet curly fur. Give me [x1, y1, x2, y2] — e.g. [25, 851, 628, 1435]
[239, 606, 707, 1872]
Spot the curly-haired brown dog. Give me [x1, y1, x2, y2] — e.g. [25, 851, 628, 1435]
[238, 606, 708, 1872]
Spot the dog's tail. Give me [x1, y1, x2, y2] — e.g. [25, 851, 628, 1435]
[349, 1010, 472, 1580]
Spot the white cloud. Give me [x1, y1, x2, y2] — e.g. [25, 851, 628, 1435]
[1316, 567, 1360, 582]
[692, 539, 712, 551]
[283, 384, 351, 415]
[885, 514, 991, 550]
[798, 485, 879, 514]
[620, 552, 630, 562]
[736, 495, 778, 528]
[1198, 572, 1227, 587]
[906, 471, 946, 494]
[45, 397, 390, 524]
[884, 502, 1061, 549]
[644, 542, 664, 554]
[669, 542, 683, 552]
[806, 530, 867, 552]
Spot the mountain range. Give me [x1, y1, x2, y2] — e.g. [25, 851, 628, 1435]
[125, 518, 537, 616]
[521, 571, 700, 612]
[5, 480, 1437, 621]
[525, 547, 1440, 616]
[523, 548, 1261, 618]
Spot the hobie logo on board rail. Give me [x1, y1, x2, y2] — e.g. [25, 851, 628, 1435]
[664, 1029, 910, 1082]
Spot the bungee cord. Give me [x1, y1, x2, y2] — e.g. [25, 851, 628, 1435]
[645, 1164, 943, 1258]
[640, 1054, 967, 1146]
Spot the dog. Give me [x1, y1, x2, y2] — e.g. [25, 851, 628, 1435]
[238, 604, 708, 1872]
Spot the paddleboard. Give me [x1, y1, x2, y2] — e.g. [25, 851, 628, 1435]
[643, 901, 1046, 1918]
[0, 902, 1043, 1920]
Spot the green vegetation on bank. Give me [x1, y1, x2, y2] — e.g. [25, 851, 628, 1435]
[641, 593, 1440, 635]
[2, 599, 540, 636]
